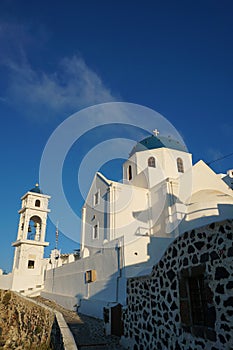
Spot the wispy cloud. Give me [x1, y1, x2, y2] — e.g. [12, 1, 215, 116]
[0, 22, 116, 121]
[4, 56, 116, 120]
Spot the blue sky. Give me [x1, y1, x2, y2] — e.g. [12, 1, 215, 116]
[0, 0, 233, 271]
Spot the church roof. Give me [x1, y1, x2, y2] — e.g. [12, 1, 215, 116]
[129, 135, 188, 156]
[29, 184, 43, 194]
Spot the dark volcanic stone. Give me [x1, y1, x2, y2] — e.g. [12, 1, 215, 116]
[151, 286, 155, 293]
[188, 245, 195, 254]
[210, 251, 219, 261]
[227, 232, 232, 239]
[200, 252, 209, 263]
[167, 293, 172, 304]
[215, 266, 230, 280]
[216, 284, 224, 294]
[228, 246, 233, 257]
[159, 260, 164, 269]
[196, 340, 205, 347]
[221, 323, 230, 332]
[175, 341, 181, 350]
[147, 323, 152, 332]
[170, 301, 177, 311]
[224, 297, 233, 308]
[226, 281, 233, 289]
[172, 247, 178, 258]
[183, 257, 188, 266]
[194, 241, 205, 250]
[190, 230, 195, 238]
[171, 280, 177, 291]
[227, 309, 233, 317]
[162, 337, 168, 347]
[167, 270, 176, 282]
[219, 225, 225, 233]
[143, 310, 149, 321]
[161, 290, 166, 298]
[218, 237, 224, 244]
[221, 314, 227, 322]
[192, 255, 198, 264]
[209, 223, 215, 229]
[145, 332, 150, 342]
[162, 301, 168, 311]
[219, 334, 226, 344]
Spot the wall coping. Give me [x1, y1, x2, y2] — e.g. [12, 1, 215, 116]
[14, 292, 78, 350]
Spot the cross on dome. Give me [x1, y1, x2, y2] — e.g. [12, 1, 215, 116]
[153, 129, 160, 137]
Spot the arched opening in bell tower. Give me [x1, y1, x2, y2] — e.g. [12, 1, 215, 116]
[27, 216, 42, 241]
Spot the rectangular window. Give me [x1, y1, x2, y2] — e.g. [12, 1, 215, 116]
[94, 191, 99, 206]
[189, 275, 205, 326]
[28, 260, 35, 269]
[93, 224, 98, 239]
[85, 269, 97, 283]
[179, 265, 216, 340]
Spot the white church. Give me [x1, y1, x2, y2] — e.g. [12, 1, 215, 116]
[0, 131, 233, 331]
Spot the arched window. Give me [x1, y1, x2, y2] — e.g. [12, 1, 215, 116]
[93, 224, 99, 239]
[177, 158, 184, 173]
[27, 216, 42, 241]
[148, 156, 156, 168]
[128, 165, 132, 180]
[35, 199, 40, 207]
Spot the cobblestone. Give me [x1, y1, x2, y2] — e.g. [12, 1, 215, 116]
[35, 296, 126, 349]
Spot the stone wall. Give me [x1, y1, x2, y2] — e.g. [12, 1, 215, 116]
[122, 220, 233, 350]
[0, 290, 54, 349]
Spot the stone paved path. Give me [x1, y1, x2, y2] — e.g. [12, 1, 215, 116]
[35, 297, 126, 350]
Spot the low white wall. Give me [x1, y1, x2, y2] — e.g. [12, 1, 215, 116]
[78, 298, 109, 319]
[42, 247, 120, 318]
[41, 291, 78, 311]
[0, 273, 12, 290]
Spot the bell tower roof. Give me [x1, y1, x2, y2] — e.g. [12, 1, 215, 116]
[29, 183, 43, 194]
[129, 135, 188, 157]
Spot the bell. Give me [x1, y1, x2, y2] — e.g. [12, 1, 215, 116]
[28, 225, 32, 232]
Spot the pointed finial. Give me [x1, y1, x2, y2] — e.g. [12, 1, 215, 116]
[153, 129, 160, 137]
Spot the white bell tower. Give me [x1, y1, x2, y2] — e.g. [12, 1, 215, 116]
[11, 184, 50, 293]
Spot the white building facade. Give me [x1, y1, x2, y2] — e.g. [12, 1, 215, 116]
[1, 133, 233, 326]
[41, 134, 233, 319]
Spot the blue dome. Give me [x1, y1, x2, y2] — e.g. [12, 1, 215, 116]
[130, 135, 188, 156]
[29, 184, 43, 194]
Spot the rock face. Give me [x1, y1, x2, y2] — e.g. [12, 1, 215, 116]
[122, 220, 233, 350]
[0, 290, 54, 349]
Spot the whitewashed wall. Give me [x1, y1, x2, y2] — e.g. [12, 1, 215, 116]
[42, 244, 121, 318]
